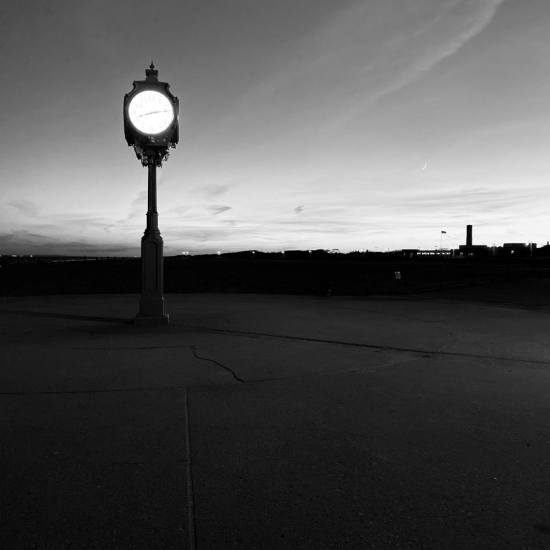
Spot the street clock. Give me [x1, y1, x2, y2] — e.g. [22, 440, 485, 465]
[123, 63, 179, 324]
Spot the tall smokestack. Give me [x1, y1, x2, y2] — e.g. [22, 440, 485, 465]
[466, 225, 472, 247]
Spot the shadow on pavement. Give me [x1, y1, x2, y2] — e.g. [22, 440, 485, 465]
[0, 309, 131, 324]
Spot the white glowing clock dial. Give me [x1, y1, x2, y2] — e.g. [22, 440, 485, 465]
[128, 91, 174, 135]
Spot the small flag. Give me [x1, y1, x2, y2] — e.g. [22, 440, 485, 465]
[441, 231, 446, 234]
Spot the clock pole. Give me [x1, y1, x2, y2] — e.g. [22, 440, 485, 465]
[123, 63, 179, 325]
[135, 149, 168, 324]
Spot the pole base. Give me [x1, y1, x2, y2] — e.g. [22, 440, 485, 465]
[134, 314, 170, 325]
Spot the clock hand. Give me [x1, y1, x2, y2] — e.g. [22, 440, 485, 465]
[136, 109, 173, 118]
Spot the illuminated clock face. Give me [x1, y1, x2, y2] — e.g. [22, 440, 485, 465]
[128, 91, 175, 135]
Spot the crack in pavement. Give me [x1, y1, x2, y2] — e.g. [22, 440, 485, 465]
[183, 388, 197, 550]
[435, 329, 457, 354]
[189, 345, 246, 383]
[4, 325, 550, 366]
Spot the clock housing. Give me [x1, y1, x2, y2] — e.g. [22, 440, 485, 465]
[123, 63, 179, 155]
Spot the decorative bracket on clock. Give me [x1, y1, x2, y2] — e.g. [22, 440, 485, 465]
[133, 144, 170, 167]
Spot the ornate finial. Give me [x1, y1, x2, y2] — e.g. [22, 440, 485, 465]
[145, 61, 158, 81]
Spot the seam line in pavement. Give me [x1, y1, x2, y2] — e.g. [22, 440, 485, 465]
[184, 387, 197, 550]
[178, 325, 550, 367]
[0, 387, 187, 395]
[6, 325, 550, 367]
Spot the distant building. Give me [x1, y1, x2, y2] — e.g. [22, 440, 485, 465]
[502, 243, 536, 257]
[417, 249, 452, 257]
[458, 245, 490, 257]
[458, 223, 490, 257]
[466, 224, 473, 247]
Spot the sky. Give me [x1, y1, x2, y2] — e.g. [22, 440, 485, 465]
[1, 0, 550, 255]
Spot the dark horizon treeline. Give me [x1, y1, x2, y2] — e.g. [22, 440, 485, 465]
[199, 244, 549, 260]
[2, 241, 550, 266]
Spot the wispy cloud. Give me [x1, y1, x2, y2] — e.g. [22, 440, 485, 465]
[393, 186, 539, 213]
[223, 0, 506, 140]
[8, 199, 39, 218]
[209, 205, 232, 215]
[117, 190, 148, 223]
[192, 184, 234, 200]
[372, 0, 506, 101]
[0, 230, 137, 256]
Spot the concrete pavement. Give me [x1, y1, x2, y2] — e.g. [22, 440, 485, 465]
[1, 293, 550, 549]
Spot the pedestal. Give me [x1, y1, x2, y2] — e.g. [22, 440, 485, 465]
[135, 228, 169, 324]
